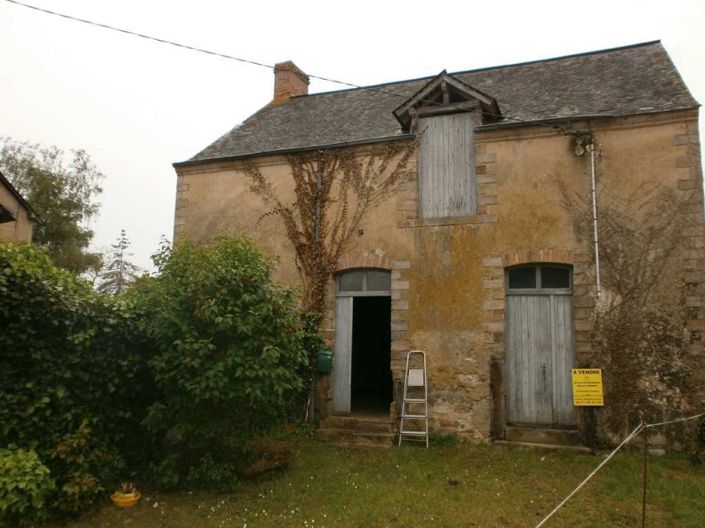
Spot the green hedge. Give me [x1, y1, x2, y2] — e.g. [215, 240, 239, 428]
[0, 243, 155, 521]
[1, 238, 316, 523]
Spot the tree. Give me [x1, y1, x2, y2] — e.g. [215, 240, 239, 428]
[98, 229, 140, 295]
[0, 137, 104, 273]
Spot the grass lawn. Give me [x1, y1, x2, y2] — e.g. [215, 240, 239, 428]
[57, 438, 705, 528]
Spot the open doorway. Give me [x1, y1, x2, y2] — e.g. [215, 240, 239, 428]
[333, 268, 393, 416]
[351, 296, 392, 414]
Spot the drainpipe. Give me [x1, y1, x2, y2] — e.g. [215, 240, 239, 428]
[587, 137, 601, 299]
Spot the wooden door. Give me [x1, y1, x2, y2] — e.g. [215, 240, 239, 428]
[550, 295, 576, 425]
[506, 294, 575, 426]
[333, 296, 353, 413]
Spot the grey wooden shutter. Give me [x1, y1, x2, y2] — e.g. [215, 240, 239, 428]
[418, 113, 476, 218]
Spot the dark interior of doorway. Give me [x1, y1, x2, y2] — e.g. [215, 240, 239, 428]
[351, 296, 392, 415]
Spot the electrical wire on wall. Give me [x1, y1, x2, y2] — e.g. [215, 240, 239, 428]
[588, 136, 601, 299]
[573, 133, 601, 299]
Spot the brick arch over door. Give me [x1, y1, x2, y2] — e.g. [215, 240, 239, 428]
[336, 250, 393, 272]
[502, 248, 579, 268]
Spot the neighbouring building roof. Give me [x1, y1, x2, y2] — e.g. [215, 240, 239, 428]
[0, 171, 39, 223]
[179, 41, 698, 166]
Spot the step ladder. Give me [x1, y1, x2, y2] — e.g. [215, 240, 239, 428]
[398, 350, 429, 447]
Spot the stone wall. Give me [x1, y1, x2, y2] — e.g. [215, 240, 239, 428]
[174, 109, 704, 444]
[677, 117, 705, 406]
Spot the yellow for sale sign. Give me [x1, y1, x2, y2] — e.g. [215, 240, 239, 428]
[572, 368, 604, 406]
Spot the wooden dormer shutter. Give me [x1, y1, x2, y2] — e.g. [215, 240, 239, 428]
[393, 72, 498, 219]
[418, 112, 476, 218]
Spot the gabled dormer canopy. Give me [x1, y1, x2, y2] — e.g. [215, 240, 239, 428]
[393, 71, 502, 132]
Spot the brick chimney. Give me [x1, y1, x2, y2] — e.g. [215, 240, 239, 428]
[273, 61, 309, 103]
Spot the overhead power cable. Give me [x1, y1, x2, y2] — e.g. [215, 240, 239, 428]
[3, 0, 373, 91]
[4, 0, 534, 124]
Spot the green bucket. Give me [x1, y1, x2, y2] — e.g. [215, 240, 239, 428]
[316, 348, 333, 374]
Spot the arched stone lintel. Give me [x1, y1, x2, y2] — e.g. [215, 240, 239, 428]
[336, 250, 393, 272]
[502, 248, 578, 268]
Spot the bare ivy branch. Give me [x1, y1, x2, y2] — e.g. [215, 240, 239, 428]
[560, 179, 696, 429]
[244, 140, 416, 314]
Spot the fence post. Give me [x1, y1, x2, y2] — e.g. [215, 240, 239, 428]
[641, 418, 648, 528]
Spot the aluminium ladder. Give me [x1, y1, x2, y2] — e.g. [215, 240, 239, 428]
[398, 350, 429, 447]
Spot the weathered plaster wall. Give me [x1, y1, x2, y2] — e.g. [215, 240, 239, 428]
[421, 110, 704, 441]
[175, 159, 300, 286]
[174, 109, 704, 443]
[174, 146, 414, 289]
[0, 183, 33, 242]
[398, 125, 589, 440]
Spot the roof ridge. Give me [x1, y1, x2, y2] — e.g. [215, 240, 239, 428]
[298, 40, 663, 99]
[180, 40, 697, 165]
[449, 40, 662, 78]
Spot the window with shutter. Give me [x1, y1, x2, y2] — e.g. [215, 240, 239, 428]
[418, 113, 476, 218]
[392, 71, 500, 220]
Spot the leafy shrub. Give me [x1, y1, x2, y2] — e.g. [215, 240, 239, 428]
[134, 237, 310, 488]
[185, 455, 238, 490]
[49, 421, 128, 516]
[0, 448, 55, 526]
[0, 242, 155, 520]
[1, 237, 314, 513]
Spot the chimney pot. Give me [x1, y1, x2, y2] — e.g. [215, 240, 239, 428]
[273, 61, 309, 102]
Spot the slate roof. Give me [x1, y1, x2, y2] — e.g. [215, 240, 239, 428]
[180, 41, 697, 166]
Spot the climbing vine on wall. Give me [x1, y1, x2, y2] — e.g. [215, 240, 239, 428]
[561, 179, 697, 432]
[243, 140, 416, 315]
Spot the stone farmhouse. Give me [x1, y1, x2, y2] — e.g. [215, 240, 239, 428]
[174, 41, 704, 449]
[0, 171, 37, 243]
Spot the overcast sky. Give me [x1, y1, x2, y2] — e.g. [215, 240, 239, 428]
[2, 0, 704, 270]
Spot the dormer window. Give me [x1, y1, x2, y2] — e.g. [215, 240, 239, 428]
[394, 72, 501, 219]
[393, 71, 501, 132]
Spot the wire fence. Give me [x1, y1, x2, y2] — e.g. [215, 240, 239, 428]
[533, 411, 705, 528]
